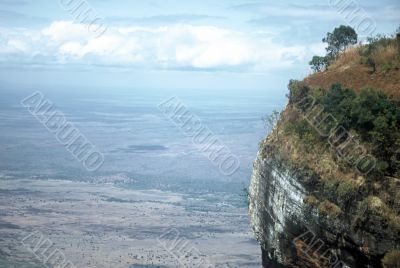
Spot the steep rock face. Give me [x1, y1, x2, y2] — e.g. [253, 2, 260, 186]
[249, 150, 306, 265]
[248, 144, 399, 268]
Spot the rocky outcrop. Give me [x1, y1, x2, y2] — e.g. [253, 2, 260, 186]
[248, 143, 399, 267]
[249, 150, 306, 266]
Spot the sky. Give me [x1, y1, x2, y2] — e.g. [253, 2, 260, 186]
[0, 0, 399, 91]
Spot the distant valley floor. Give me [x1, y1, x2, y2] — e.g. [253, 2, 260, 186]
[0, 178, 260, 268]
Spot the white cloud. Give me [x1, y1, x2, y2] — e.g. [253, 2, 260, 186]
[42, 21, 90, 43]
[0, 20, 325, 71]
[6, 39, 29, 53]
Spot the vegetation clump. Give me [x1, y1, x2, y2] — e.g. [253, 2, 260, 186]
[336, 179, 362, 204]
[323, 25, 358, 58]
[360, 35, 400, 73]
[382, 250, 400, 268]
[309, 25, 358, 72]
[287, 81, 400, 179]
[318, 200, 342, 218]
[303, 195, 318, 207]
[357, 196, 400, 231]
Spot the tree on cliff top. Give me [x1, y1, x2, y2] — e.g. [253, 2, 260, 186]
[323, 25, 358, 58]
[309, 56, 330, 72]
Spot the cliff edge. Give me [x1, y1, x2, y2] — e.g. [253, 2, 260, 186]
[249, 35, 400, 268]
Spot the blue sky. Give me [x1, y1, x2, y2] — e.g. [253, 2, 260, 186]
[0, 0, 399, 90]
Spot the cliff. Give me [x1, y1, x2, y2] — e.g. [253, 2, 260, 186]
[249, 36, 400, 268]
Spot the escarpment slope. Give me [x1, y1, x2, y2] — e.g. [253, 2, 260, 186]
[249, 36, 400, 268]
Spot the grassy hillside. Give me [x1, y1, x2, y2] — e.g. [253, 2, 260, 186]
[305, 36, 400, 98]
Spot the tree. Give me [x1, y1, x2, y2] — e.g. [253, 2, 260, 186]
[309, 56, 329, 72]
[263, 110, 280, 132]
[323, 25, 358, 58]
[262, 110, 282, 142]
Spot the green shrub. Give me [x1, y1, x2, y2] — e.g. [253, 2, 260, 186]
[318, 200, 342, 217]
[381, 62, 393, 72]
[287, 76, 400, 177]
[302, 132, 318, 152]
[317, 84, 400, 176]
[287, 80, 310, 106]
[337, 179, 359, 201]
[293, 119, 312, 138]
[304, 195, 319, 207]
[322, 178, 339, 194]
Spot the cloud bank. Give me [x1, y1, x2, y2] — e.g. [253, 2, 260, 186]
[0, 20, 325, 72]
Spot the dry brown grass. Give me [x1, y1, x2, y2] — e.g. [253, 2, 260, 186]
[373, 44, 397, 63]
[329, 47, 360, 71]
[304, 42, 400, 98]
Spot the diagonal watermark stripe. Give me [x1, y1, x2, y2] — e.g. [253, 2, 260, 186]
[21, 91, 105, 172]
[158, 97, 240, 177]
